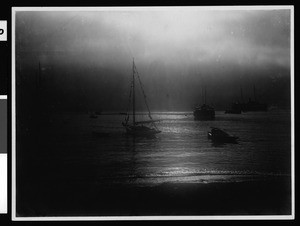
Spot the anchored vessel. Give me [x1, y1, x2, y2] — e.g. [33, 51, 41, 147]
[242, 98, 268, 112]
[208, 127, 238, 143]
[225, 86, 268, 113]
[122, 59, 161, 136]
[193, 104, 215, 120]
[225, 102, 242, 114]
[193, 87, 215, 120]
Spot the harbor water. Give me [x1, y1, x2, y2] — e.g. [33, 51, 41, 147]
[23, 110, 291, 186]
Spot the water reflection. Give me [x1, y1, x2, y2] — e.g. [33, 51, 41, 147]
[51, 111, 290, 186]
[123, 134, 161, 184]
[210, 140, 239, 147]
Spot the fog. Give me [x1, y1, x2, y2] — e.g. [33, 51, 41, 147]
[16, 8, 291, 111]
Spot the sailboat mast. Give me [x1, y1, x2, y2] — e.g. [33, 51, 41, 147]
[205, 86, 207, 104]
[240, 86, 244, 103]
[132, 58, 135, 125]
[253, 85, 257, 101]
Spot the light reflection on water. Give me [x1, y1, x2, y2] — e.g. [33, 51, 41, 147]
[41, 110, 291, 185]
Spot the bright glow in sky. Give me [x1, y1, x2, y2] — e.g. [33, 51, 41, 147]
[15, 8, 292, 110]
[17, 8, 290, 69]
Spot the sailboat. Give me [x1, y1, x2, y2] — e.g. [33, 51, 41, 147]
[122, 59, 161, 136]
[193, 86, 215, 120]
[225, 87, 243, 114]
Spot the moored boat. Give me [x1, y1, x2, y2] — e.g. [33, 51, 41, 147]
[225, 102, 242, 114]
[208, 127, 238, 143]
[194, 104, 215, 120]
[122, 59, 161, 137]
[193, 87, 215, 120]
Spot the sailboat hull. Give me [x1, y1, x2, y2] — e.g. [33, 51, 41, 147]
[124, 125, 161, 136]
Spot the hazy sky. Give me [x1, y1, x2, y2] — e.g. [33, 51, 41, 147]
[16, 8, 291, 111]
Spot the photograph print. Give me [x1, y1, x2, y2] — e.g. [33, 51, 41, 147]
[12, 6, 293, 220]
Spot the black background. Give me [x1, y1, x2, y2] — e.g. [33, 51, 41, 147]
[0, 0, 297, 225]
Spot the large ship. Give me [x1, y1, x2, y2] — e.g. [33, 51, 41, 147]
[225, 86, 268, 113]
[242, 98, 268, 112]
[242, 86, 268, 112]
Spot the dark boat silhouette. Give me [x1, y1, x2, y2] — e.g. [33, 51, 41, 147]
[208, 127, 238, 143]
[242, 86, 268, 112]
[225, 87, 243, 114]
[193, 87, 215, 120]
[242, 98, 268, 112]
[226, 86, 267, 113]
[194, 104, 215, 120]
[122, 59, 161, 137]
[225, 102, 242, 114]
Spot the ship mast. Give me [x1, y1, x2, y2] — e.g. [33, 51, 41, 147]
[202, 86, 206, 104]
[132, 58, 135, 125]
[253, 85, 257, 101]
[240, 86, 244, 103]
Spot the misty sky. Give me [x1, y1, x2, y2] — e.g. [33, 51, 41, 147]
[16, 8, 291, 111]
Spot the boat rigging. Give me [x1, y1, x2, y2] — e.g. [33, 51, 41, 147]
[122, 59, 161, 136]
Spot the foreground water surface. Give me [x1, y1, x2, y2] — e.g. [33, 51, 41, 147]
[23, 110, 291, 187]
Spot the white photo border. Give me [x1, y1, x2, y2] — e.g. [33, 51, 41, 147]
[11, 5, 295, 221]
